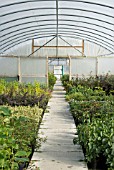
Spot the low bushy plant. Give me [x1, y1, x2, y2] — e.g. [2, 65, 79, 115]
[0, 106, 43, 169]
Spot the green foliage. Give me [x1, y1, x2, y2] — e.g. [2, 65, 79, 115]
[61, 74, 69, 84]
[0, 80, 50, 109]
[0, 106, 43, 169]
[48, 72, 57, 90]
[61, 74, 114, 95]
[63, 76, 114, 170]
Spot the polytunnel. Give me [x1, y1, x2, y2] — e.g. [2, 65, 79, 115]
[0, 1, 114, 170]
[0, 0, 114, 82]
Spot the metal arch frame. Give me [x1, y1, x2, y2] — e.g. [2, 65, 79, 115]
[0, 31, 55, 50]
[0, 0, 113, 9]
[58, 32, 114, 51]
[0, 14, 113, 47]
[1, 33, 113, 52]
[1, 31, 113, 53]
[1, 27, 114, 49]
[1, 7, 113, 19]
[1, 13, 114, 26]
[1, 19, 114, 33]
[0, 34, 56, 54]
[1, 23, 113, 42]
[0, 32, 56, 51]
[1, 29, 113, 52]
[0, 0, 114, 54]
[1, 33, 112, 55]
[60, 0, 114, 9]
[59, 34, 114, 53]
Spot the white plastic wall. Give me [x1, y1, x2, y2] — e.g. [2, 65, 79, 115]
[98, 57, 114, 75]
[70, 57, 114, 78]
[71, 57, 96, 78]
[0, 57, 18, 77]
[0, 56, 47, 84]
[20, 57, 47, 83]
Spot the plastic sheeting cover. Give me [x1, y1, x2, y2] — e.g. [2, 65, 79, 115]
[0, 0, 114, 55]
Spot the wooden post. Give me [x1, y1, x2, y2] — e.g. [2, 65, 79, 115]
[46, 56, 48, 87]
[96, 57, 98, 76]
[18, 57, 21, 82]
[82, 39, 84, 56]
[69, 56, 71, 81]
[32, 39, 34, 54]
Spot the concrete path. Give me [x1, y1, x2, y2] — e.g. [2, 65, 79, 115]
[28, 80, 88, 170]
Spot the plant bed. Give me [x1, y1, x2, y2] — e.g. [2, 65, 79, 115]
[0, 76, 57, 169]
[61, 75, 114, 170]
[0, 106, 43, 169]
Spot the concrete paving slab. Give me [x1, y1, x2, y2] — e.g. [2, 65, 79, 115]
[27, 80, 88, 170]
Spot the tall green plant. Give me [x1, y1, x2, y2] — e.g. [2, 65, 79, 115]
[48, 72, 57, 90]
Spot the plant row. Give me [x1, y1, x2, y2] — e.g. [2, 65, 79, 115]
[0, 74, 56, 169]
[61, 74, 114, 95]
[0, 79, 50, 109]
[0, 106, 43, 170]
[61, 75, 114, 170]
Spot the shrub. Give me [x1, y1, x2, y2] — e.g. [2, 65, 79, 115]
[48, 72, 57, 90]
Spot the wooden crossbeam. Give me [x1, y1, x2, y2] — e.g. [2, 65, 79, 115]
[32, 38, 85, 56]
[33, 45, 83, 48]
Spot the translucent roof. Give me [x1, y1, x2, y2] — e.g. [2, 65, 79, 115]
[0, 0, 114, 55]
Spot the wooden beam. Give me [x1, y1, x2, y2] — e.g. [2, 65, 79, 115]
[96, 57, 98, 76]
[69, 56, 71, 81]
[46, 56, 49, 87]
[32, 39, 34, 54]
[82, 39, 84, 56]
[33, 45, 83, 48]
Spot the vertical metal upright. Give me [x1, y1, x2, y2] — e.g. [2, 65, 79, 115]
[56, 0, 59, 64]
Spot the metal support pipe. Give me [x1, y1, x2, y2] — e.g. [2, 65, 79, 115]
[59, 36, 86, 57]
[56, 0, 59, 59]
[27, 36, 56, 57]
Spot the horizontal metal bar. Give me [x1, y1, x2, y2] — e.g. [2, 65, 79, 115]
[1, 27, 113, 48]
[1, 14, 113, 26]
[0, 0, 113, 9]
